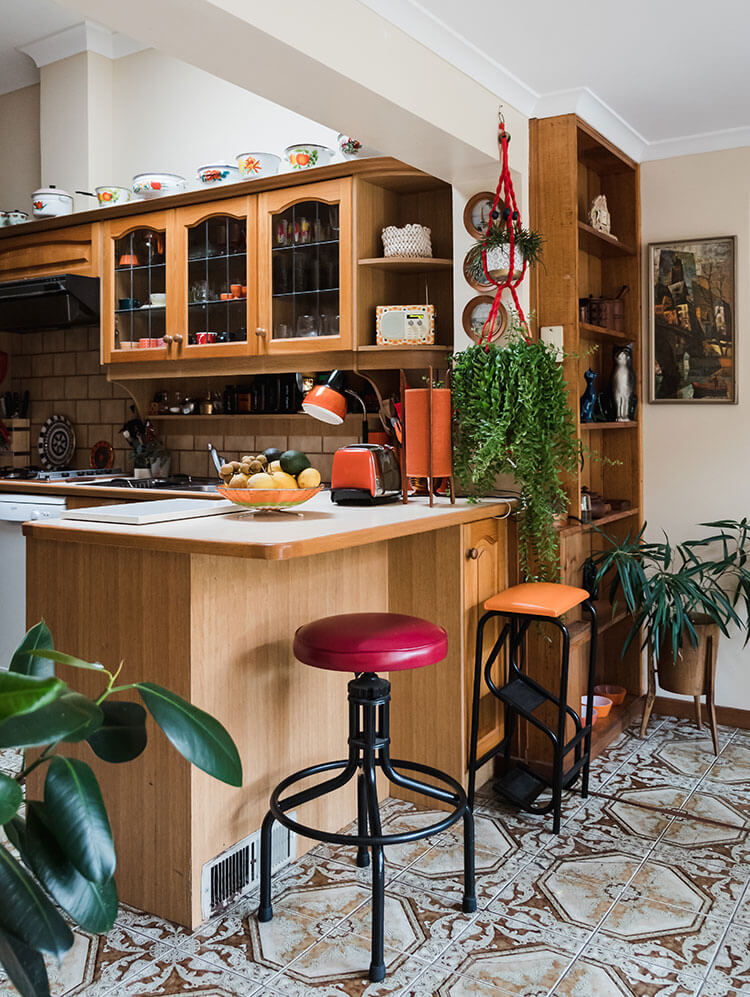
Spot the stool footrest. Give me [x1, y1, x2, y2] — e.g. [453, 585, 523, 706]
[493, 763, 548, 808]
[497, 677, 548, 717]
[563, 724, 592, 756]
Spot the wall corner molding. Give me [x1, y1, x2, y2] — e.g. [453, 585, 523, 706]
[17, 20, 146, 69]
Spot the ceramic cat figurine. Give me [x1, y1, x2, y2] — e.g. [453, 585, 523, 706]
[610, 344, 637, 422]
[580, 368, 597, 423]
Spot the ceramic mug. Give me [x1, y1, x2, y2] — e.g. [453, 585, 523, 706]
[196, 332, 218, 345]
[119, 298, 140, 310]
[150, 293, 166, 307]
[230, 284, 242, 298]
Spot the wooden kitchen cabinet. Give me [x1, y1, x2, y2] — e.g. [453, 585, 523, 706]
[256, 178, 353, 354]
[0, 223, 100, 282]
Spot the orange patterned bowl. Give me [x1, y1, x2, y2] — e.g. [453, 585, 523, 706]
[218, 485, 323, 510]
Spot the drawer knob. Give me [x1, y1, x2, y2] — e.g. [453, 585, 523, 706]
[467, 547, 484, 560]
[174, 334, 183, 344]
[163, 335, 173, 344]
[255, 327, 267, 337]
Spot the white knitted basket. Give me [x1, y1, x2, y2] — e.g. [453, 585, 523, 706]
[381, 223, 432, 258]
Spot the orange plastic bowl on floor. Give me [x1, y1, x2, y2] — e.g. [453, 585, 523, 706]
[218, 485, 323, 509]
[594, 684, 627, 706]
[579, 707, 599, 726]
[582, 695, 612, 719]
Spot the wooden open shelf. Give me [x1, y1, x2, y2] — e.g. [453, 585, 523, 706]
[578, 220, 635, 258]
[590, 694, 644, 756]
[358, 257, 452, 272]
[579, 321, 632, 343]
[580, 421, 638, 431]
[357, 343, 451, 352]
[570, 598, 629, 646]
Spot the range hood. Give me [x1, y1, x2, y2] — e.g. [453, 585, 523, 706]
[0, 274, 99, 331]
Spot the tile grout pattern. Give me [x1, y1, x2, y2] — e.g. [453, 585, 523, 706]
[3, 713, 750, 995]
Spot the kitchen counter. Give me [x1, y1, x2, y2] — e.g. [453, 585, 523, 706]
[0, 478, 223, 502]
[25, 493, 515, 928]
[24, 492, 515, 559]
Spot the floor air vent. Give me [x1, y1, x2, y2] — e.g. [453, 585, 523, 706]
[201, 813, 296, 919]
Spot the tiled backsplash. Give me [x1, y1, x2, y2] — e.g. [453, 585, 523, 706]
[9, 327, 364, 480]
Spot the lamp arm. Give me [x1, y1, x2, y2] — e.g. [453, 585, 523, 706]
[345, 389, 369, 443]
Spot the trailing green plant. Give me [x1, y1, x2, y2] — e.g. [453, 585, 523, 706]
[0, 621, 242, 997]
[452, 326, 578, 580]
[466, 221, 544, 284]
[593, 520, 750, 661]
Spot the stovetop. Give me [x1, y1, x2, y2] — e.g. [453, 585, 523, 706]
[88, 474, 218, 492]
[0, 467, 123, 482]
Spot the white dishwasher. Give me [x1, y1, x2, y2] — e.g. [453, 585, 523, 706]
[0, 493, 66, 670]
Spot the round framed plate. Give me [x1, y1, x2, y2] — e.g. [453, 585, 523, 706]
[462, 295, 508, 344]
[463, 191, 504, 239]
[38, 414, 76, 470]
[90, 440, 114, 469]
[218, 485, 323, 510]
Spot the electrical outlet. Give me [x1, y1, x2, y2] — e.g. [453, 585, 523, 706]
[541, 325, 564, 362]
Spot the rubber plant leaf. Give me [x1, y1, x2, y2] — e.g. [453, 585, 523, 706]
[0, 844, 73, 961]
[28, 649, 106, 673]
[0, 672, 65, 724]
[43, 757, 116, 884]
[0, 692, 103, 749]
[9, 621, 54, 678]
[0, 772, 23, 824]
[0, 926, 50, 997]
[87, 701, 148, 764]
[17, 803, 118, 935]
[136, 682, 242, 787]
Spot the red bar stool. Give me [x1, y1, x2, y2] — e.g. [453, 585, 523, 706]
[467, 583, 598, 834]
[257, 612, 476, 983]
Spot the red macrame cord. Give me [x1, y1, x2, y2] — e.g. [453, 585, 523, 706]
[479, 124, 530, 345]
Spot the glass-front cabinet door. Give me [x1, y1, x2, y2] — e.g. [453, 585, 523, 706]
[256, 179, 352, 354]
[102, 212, 170, 364]
[173, 197, 254, 359]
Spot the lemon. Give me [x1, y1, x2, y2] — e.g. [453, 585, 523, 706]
[297, 467, 321, 488]
[247, 472, 275, 489]
[271, 471, 298, 489]
[267, 460, 282, 473]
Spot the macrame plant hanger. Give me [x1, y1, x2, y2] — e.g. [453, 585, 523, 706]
[480, 111, 530, 345]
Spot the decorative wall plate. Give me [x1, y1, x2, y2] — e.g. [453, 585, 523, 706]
[463, 192, 504, 239]
[38, 414, 76, 470]
[90, 440, 114, 470]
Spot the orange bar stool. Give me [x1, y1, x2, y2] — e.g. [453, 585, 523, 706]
[257, 612, 476, 983]
[467, 583, 598, 834]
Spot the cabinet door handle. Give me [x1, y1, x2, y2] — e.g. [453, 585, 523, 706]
[255, 327, 267, 337]
[466, 547, 484, 560]
[173, 334, 183, 344]
[163, 335, 173, 344]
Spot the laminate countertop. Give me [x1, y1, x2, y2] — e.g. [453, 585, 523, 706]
[0, 479, 222, 501]
[23, 491, 515, 560]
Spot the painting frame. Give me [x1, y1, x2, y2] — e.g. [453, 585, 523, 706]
[648, 235, 737, 404]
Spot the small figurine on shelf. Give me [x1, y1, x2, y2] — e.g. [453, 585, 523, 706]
[580, 368, 598, 423]
[610, 344, 637, 421]
[589, 194, 612, 236]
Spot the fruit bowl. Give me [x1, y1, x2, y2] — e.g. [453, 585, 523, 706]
[218, 484, 323, 511]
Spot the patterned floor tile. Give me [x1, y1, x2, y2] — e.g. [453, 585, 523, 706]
[270, 924, 429, 996]
[543, 797, 659, 857]
[700, 922, 750, 994]
[403, 962, 518, 996]
[591, 898, 726, 975]
[645, 842, 750, 919]
[701, 741, 750, 787]
[432, 909, 584, 995]
[552, 947, 705, 995]
[489, 850, 643, 934]
[96, 948, 267, 995]
[338, 877, 478, 963]
[0, 747, 23, 777]
[601, 771, 699, 804]
[731, 881, 750, 927]
[115, 902, 196, 947]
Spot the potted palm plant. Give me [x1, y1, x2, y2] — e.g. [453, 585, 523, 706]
[0, 621, 242, 997]
[594, 520, 750, 750]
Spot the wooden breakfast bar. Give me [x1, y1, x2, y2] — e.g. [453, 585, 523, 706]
[23, 494, 513, 928]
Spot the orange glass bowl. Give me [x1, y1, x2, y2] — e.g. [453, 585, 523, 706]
[218, 484, 323, 509]
[594, 684, 627, 706]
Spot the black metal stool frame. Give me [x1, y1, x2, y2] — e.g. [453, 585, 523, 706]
[467, 600, 598, 834]
[258, 672, 476, 983]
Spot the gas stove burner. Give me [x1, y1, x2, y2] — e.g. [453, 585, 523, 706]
[0, 466, 42, 480]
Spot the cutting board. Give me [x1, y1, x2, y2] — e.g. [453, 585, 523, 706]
[62, 498, 234, 525]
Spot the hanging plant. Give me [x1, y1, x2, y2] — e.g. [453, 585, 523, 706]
[466, 222, 544, 285]
[452, 321, 578, 580]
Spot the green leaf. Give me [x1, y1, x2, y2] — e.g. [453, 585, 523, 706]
[10, 622, 54, 678]
[43, 757, 115, 884]
[0, 844, 73, 961]
[0, 926, 50, 997]
[0, 772, 22, 824]
[87, 701, 147, 764]
[136, 682, 242, 787]
[0, 673, 65, 724]
[0, 692, 103, 749]
[16, 804, 118, 935]
[28, 649, 106, 673]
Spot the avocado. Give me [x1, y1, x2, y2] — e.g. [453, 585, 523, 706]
[263, 447, 283, 463]
[280, 449, 312, 476]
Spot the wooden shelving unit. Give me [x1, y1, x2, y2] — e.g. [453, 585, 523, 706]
[358, 257, 452, 272]
[528, 112, 644, 763]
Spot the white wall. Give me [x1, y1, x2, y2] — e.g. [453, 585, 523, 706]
[0, 84, 41, 210]
[110, 49, 340, 188]
[641, 147, 750, 709]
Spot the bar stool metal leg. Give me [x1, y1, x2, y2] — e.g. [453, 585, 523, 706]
[356, 773, 370, 868]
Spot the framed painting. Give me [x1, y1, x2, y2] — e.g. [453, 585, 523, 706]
[649, 236, 737, 403]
